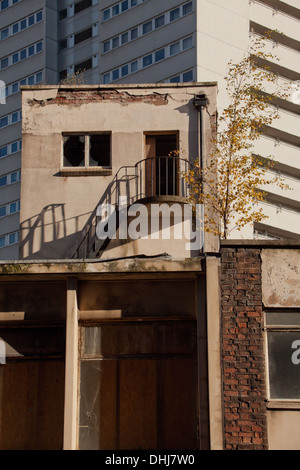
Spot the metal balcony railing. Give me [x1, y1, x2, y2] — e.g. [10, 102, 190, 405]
[71, 156, 191, 259]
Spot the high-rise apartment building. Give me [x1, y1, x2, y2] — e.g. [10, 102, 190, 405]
[0, 0, 299, 258]
[98, 0, 300, 241]
[0, 0, 58, 259]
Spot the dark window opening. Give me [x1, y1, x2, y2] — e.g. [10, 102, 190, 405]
[89, 134, 111, 167]
[74, 58, 92, 74]
[59, 39, 68, 51]
[63, 134, 111, 168]
[74, 0, 92, 15]
[63, 135, 85, 167]
[59, 69, 68, 81]
[75, 27, 92, 45]
[59, 9, 68, 21]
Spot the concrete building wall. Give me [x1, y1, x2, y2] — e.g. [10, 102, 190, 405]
[19, 83, 218, 260]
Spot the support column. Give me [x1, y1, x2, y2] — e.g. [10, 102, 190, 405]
[63, 277, 79, 450]
[206, 255, 223, 449]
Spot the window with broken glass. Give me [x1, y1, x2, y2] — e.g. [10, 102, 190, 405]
[265, 310, 300, 400]
[63, 133, 111, 168]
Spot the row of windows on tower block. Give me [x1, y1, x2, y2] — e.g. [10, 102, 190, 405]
[1, 41, 43, 70]
[102, 1, 193, 54]
[103, 35, 194, 83]
[0, 140, 21, 160]
[0, 200, 20, 219]
[0, 10, 42, 42]
[0, 0, 21, 11]
[102, 0, 148, 22]
[0, 231, 19, 248]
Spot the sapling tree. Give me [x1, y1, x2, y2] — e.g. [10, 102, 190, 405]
[59, 69, 87, 85]
[186, 32, 292, 239]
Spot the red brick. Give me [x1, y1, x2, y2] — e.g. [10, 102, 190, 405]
[221, 246, 268, 450]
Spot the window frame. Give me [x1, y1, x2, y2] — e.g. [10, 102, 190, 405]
[265, 309, 300, 406]
[62, 133, 112, 173]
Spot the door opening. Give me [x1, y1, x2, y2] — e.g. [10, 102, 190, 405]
[145, 134, 178, 197]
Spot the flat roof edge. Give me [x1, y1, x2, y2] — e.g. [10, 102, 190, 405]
[20, 82, 218, 91]
[221, 239, 300, 248]
[0, 256, 204, 275]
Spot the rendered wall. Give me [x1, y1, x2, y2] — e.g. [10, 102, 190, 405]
[20, 83, 217, 260]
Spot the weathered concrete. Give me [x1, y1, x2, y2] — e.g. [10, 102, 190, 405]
[261, 249, 300, 308]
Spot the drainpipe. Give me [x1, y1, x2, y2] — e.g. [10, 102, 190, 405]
[193, 94, 209, 252]
[193, 94, 209, 176]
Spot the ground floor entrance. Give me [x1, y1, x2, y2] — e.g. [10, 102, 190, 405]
[78, 320, 198, 450]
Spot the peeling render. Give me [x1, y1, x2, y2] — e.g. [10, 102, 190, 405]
[27, 89, 169, 107]
[261, 249, 300, 307]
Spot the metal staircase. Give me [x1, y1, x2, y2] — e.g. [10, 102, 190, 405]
[71, 156, 191, 259]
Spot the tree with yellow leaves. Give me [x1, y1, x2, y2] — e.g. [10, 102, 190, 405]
[186, 33, 292, 239]
[59, 69, 87, 85]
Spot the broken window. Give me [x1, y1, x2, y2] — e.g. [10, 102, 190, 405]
[63, 134, 111, 168]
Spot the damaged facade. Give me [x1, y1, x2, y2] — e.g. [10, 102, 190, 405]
[19, 83, 218, 260]
[0, 85, 299, 450]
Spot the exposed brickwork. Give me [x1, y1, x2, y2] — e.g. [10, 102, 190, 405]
[220, 246, 268, 450]
[29, 90, 169, 107]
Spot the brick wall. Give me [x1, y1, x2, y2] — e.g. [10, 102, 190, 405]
[220, 246, 268, 450]
[31, 90, 169, 107]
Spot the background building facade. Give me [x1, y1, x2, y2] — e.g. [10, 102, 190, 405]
[0, 0, 299, 259]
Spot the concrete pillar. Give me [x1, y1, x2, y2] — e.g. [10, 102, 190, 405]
[206, 255, 223, 449]
[63, 277, 79, 450]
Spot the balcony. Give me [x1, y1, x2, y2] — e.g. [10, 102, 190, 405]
[72, 155, 193, 259]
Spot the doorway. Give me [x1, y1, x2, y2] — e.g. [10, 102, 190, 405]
[145, 134, 179, 197]
[78, 320, 198, 450]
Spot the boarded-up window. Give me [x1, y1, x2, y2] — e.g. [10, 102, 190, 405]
[0, 326, 65, 450]
[78, 320, 198, 450]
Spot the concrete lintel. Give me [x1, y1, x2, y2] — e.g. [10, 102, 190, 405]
[0, 257, 204, 276]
